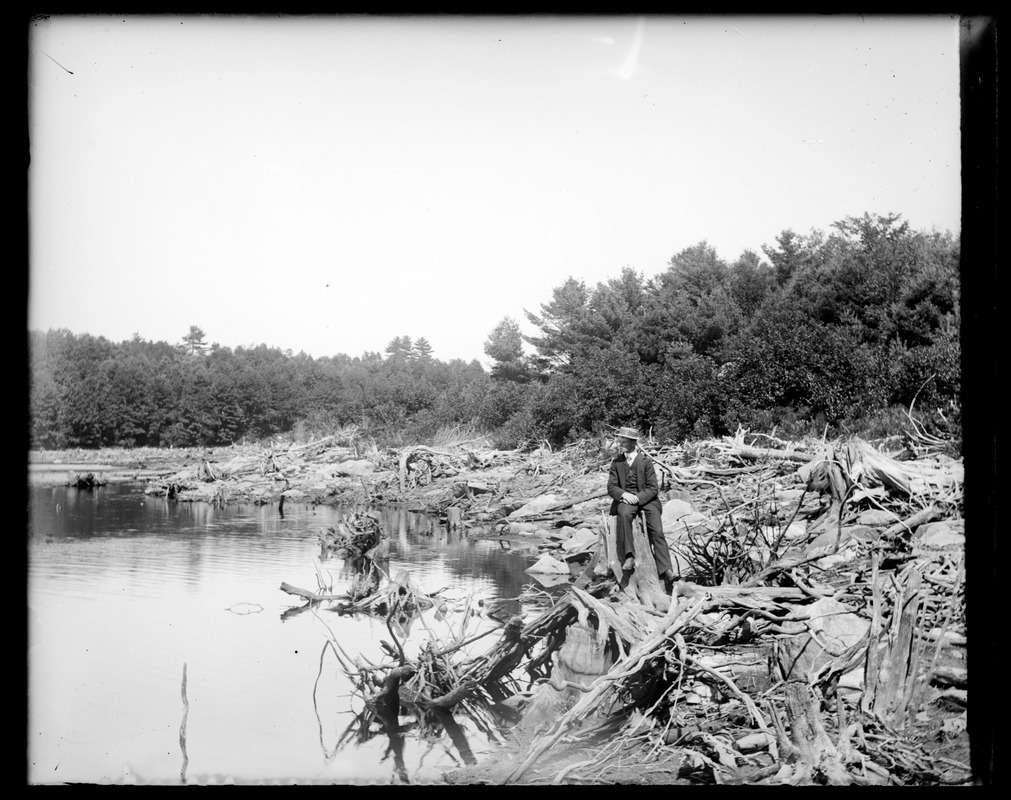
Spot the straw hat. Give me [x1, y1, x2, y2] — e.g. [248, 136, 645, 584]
[615, 426, 641, 441]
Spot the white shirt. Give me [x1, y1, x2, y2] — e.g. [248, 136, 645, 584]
[625, 450, 637, 467]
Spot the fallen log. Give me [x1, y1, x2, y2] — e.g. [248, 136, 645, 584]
[930, 665, 967, 689]
[368, 664, 418, 714]
[278, 582, 348, 602]
[882, 505, 941, 538]
[725, 443, 816, 464]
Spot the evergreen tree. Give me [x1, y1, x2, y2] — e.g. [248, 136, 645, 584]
[413, 337, 433, 361]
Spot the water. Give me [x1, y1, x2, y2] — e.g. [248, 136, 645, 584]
[27, 483, 556, 785]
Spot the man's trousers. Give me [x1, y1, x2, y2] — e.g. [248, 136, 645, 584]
[612, 503, 672, 576]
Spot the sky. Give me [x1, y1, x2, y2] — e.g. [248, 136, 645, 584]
[27, 14, 962, 367]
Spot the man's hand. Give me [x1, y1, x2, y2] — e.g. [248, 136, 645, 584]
[621, 492, 639, 504]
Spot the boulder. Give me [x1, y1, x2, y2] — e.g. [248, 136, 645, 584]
[667, 511, 718, 537]
[735, 732, 777, 753]
[529, 572, 571, 588]
[548, 525, 580, 541]
[913, 520, 966, 553]
[775, 488, 807, 503]
[777, 597, 870, 681]
[560, 528, 598, 553]
[664, 542, 695, 577]
[758, 522, 806, 544]
[662, 499, 694, 528]
[806, 524, 877, 552]
[332, 459, 376, 478]
[856, 509, 898, 526]
[525, 554, 570, 574]
[508, 494, 560, 518]
[504, 521, 539, 535]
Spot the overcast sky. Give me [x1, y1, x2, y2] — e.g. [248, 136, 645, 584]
[28, 14, 961, 366]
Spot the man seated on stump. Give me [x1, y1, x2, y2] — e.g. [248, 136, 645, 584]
[607, 426, 678, 595]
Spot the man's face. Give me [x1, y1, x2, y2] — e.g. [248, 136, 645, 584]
[617, 437, 636, 452]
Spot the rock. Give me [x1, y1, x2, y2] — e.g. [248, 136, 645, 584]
[815, 544, 860, 569]
[780, 520, 808, 540]
[525, 554, 569, 574]
[806, 525, 875, 552]
[775, 488, 807, 502]
[664, 545, 694, 577]
[803, 527, 872, 568]
[548, 525, 580, 541]
[332, 459, 376, 477]
[530, 572, 571, 588]
[838, 667, 865, 691]
[508, 494, 560, 518]
[667, 511, 717, 537]
[843, 524, 878, 541]
[662, 499, 694, 528]
[777, 597, 870, 681]
[560, 528, 598, 553]
[735, 732, 776, 753]
[913, 521, 966, 552]
[856, 509, 897, 526]
[505, 521, 539, 535]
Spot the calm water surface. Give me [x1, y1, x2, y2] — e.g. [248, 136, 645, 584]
[28, 483, 556, 785]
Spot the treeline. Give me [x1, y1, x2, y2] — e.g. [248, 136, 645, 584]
[29, 213, 960, 452]
[28, 328, 493, 449]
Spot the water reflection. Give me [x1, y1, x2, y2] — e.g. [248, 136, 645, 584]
[28, 483, 554, 785]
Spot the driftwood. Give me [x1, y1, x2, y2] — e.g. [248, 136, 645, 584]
[882, 505, 942, 538]
[278, 582, 348, 603]
[503, 594, 709, 784]
[726, 443, 816, 464]
[259, 430, 967, 786]
[398, 445, 461, 493]
[368, 665, 417, 714]
[67, 471, 107, 489]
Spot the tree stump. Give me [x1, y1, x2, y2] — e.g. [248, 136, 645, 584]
[773, 682, 852, 785]
[594, 513, 624, 583]
[870, 567, 923, 728]
[610, 515, 670, 613]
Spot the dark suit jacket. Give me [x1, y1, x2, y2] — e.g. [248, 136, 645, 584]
[607, 451, 662, 515]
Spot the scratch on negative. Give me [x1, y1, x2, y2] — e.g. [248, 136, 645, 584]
[42, 52, 73, 74]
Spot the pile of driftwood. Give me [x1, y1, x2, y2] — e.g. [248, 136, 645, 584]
[135, 426, 612, 526]
[66, 471, 108, 489]
[279, 427, 967, 786]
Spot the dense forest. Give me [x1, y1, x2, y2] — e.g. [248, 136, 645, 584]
[28, 213, 961, 452]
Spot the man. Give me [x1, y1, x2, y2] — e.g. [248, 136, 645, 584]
[606, 426, 678, 594]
